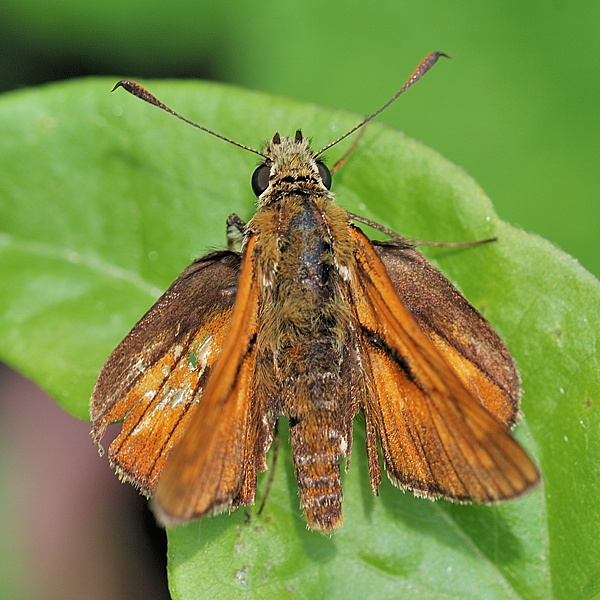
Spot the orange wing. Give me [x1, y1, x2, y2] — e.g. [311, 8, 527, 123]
[350, 227, 540, 503]
[90, 251, 241, 495]
[152, 234, 261, 525]
[373, 240, 521, 428]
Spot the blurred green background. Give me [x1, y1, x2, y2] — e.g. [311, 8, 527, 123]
[1, 0, 598, 278]
[1, 1, 598, 599]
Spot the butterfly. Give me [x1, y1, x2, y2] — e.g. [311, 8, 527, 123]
[90, 52, 540, 533]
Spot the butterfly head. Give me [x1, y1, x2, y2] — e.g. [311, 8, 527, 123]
[251, 130, 332, 202]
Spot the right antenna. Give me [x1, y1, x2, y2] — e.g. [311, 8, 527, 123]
[314, 51, 449, 158]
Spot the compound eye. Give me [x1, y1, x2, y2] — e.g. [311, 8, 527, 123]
[251, 164, 270, 196]
[317, 161, 332, 190]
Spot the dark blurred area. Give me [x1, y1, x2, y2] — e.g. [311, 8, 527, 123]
[0, 11, 221, 93]
[0, 363, 170, 600]
[0, 32, 218, 94]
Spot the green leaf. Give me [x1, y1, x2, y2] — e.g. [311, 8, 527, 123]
[0, 79, 598, 600]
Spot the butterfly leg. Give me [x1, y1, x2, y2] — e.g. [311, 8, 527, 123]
[257, 420, 279, 516]
[227, 213, 247, 250]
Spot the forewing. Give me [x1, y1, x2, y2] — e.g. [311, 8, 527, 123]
[90, 251, 241, 495]
[350, 228, 540, 503]
[374, 240, 521, 427]
[153, 234, 261, 525]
